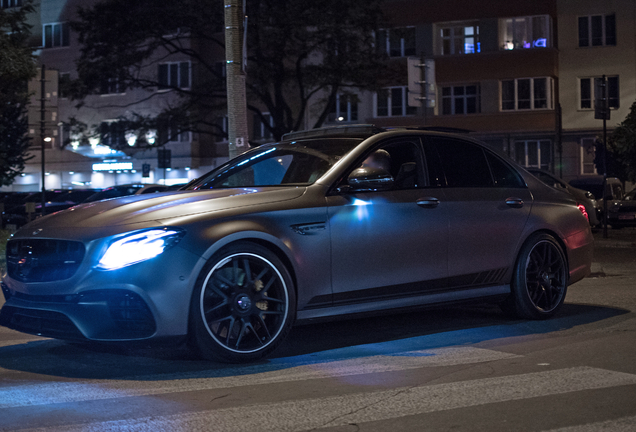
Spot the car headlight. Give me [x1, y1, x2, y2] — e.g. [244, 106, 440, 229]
[96, 228, 185, 270]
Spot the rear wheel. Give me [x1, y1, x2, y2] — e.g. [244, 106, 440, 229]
[189, 242, 295, 363]
[504, 233, 568, 320]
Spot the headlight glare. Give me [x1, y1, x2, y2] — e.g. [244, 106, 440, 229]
[97, 228, 184, 270]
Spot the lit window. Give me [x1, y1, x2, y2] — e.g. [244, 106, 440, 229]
[501, 78, 553, 111]
[158, 61, 191, 90]
[375, 86, 417, 117]
[579, 76, 619, 110]
[439, 24, 480, 55]
[377, 27, 416, 57]
[441, 85, 480, 115]
[500, 15, 551, 50]
[578, 14, 616, 47]
[43, 22, 70, 48]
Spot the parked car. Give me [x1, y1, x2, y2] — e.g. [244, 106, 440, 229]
[2, 190, 98, 229]
[0, 126, 593, 363]
[569, 176, 624, 222]
[527, 169, 599, 227]
[83, 184, 168, 203]
[607, 188, 636, 228]
[0, 192, 31, 228]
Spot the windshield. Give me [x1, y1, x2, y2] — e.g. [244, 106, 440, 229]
[189, 138, 361, 190]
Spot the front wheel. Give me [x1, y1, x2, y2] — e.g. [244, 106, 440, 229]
[189, 242, 296, 363]
[504, 233, 568, 320]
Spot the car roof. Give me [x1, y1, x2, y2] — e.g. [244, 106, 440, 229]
[281, 124, 472, 142]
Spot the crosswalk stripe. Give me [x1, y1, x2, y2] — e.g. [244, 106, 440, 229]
[545, 415, 636, 432]
[0, 338, 47, 348]
[13, 367, 636, 432]
[0, 346, 519, 408]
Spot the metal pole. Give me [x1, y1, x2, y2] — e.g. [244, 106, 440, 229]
[420, 53, 427, 125]
[40, 65, 46, 216]
[224, 0, 249, 160]
[556, 103, 563, 178]
[602, 75, 608, 239]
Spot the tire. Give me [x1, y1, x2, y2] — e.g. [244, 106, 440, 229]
[189, 242, 296, 363]
[503, 233, 568, 320]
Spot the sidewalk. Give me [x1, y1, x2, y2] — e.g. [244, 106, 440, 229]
[593, 226, 636, 248]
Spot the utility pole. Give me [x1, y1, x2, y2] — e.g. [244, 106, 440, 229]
[224, 0, 249, 160]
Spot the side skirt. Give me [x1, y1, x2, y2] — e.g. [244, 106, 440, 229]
[296, 284, 511, 322]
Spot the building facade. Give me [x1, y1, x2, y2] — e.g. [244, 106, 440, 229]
[2, 0, 635, 191]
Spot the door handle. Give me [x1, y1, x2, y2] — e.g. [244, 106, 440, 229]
[505, 197, 524, 208]
[417, 197, 440, 208]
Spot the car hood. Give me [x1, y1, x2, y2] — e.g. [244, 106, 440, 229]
[24, 187, 306, 229]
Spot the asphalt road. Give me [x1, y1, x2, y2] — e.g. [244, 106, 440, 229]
[0, 230, 635, 431]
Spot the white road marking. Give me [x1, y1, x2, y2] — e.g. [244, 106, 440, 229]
[545, 415, 636, 431]
[0, 347, 518, 408]
[12, 367, 636, 432]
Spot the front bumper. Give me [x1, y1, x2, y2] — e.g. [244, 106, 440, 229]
[0, 284, 156, 341]
[0, 243, 203, 342]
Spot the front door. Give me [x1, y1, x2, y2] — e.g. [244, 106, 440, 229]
[327, 138, 449, 305]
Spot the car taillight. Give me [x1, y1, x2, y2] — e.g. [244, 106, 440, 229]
[577, 203, 589, 221]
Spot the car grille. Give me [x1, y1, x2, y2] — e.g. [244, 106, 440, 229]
[6, 239, 85, 283]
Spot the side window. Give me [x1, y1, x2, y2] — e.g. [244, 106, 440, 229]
[357, 140, 424, 189]
[485, 151, 525, 188]
[430, 138, 493, 187]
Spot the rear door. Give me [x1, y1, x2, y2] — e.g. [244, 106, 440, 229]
[425, 136, 532, 287]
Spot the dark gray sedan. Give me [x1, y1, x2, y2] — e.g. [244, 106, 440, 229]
[0, 127, 593, 362]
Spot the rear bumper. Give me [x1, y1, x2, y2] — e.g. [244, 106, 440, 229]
[563, 227, 594, 285]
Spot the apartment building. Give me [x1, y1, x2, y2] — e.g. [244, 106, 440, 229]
[327, 0, 634, 182]
[343, 0, 560, 174]
[6, 0, 227, 191]
[557, 0, 635, 181]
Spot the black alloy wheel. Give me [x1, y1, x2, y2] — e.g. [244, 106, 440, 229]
[505, 233, 568, 319]
[190, 242, 295, 363]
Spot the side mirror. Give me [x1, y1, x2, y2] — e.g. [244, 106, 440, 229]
[347, 167, 394, 191]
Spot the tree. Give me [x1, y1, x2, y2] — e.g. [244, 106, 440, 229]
[607, 100, 636, 182]
[0, 0, 36, 186]
[245, 0, 390, 140]
[68, 0, 391, 149]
